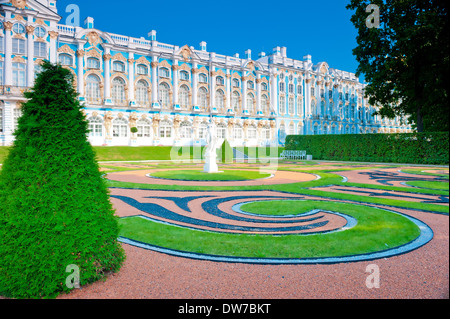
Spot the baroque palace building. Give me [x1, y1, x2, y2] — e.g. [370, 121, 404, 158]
[0, 0, 412, 147]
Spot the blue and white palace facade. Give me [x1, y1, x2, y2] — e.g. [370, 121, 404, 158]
[0, 0, 412, 147]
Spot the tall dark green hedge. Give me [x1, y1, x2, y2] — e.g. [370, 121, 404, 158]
[0, 62, 125, 299]
[285, 132, 449, 165]
[220, 139, 233, 163]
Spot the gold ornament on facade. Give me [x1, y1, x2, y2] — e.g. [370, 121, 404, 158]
[87, 31, 101, 46]
[58, 44, 75, 55]
[10, 0, 27, 10]
[102, 53, 112, 61]
[179, 45, 192, 62]
[25, 25, 35, 34]
[3, 21, 13, 31]
[48, 31, 59, 40]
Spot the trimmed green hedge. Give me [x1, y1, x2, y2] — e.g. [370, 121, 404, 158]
[285, 132, 449, 165]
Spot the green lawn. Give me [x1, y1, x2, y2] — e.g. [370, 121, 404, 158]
[405, 180, 449, 191]
[150, 169, 272, 181]
[119, 200, 421, 259]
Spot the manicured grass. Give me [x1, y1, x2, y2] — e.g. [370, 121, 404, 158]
[240, 200, 337, 216]
[401, 168, 449, 178]
[405, 180, 449, 191]
[150, 169, 272, 181]
[119, 200, 421, 259]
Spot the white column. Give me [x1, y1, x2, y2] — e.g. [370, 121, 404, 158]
[151, 59, 159, 108]
[4, 22, 13, 87]
[128, 54, 135, 106]
[48, 31, 58, 64]
[256, 74, 261, 115]
[242, 76, 247, 113]
[76, 42, 85, 98]
[172, 61, 178, 108]
[192, 62, 198, 107]
[210, 69, 216, 112]
[26, 26, 35, 87]
[270, 69, 278, 116]
[226, 71, 231, 112]
[103, 48, 112, 104]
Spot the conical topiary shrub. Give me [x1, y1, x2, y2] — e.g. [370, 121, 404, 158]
[0, 62, 125, 299]
[220, 139, 233, 163]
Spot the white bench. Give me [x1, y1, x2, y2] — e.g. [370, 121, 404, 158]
[280, 150, 307, 160]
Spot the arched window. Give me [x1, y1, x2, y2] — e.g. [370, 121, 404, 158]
[112, 118, 128, 138]
[113, 61, 125, 73]
[215, 89, 224, 111]
[159, 67, 170, 78]
[246, 93, 254, 113]
[279, 124, 286, 139]
[86, 74, 101, 104]
[216, 76, 224, 86]
[136, 80, 149, 106]
[298, 123, 304, 136]
[288, 123, 295, 135]
[136, 64, 148, 75]
[320, 100, 325, 115]
[263, 125, 271, 140]
[279, 95, 286, 114]
[311, 100, 317, 115]
[199, 73, 207, 83]
[159, 120, 172, 138]
[13, 23, 25, 34]
[112, 77, 126, 105]
[247, 81, 254, 90]
[159, 82, 170, 108]
[198, 87, 208, 110]
[261, 95, 268, 114]
[217, 123, 227, 139]
[34, 26, 46, 38]
[59, 54, 73, 66]
[261, 82, 268, 91]
[179, 121, 192, 139]
[136, 118, 152, 138]
[232, 91, 240, 113]
[88, 116, 103, 137]
[87, 57, 100, 69]
[179, 85, 190, 109]
[288, 83, 294, 94]
[180, 70, 189, 81]
[232, 78, 240, 88]
[288, 97, 294, 114]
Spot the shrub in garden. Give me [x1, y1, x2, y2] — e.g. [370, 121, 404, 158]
[0, 62, 125, 299]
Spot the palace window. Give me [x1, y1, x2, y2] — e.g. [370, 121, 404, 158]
[136, 80, 149, 106]
[215, 89, 225, 111]
[159, 67, 170, 78]
[159, 120, 172, 138]
[34, 63, 43, 79]
[12, 38, 26, 55]
[113, 61, 125, 73]
[261, 82, 268, 91]
[198, 87, 208, 110]
[288, 123, 295, 135]
[112, 77, 126, 105]
[247, 81, 254, 90]
[217, 123, 227, 139]
[136, 64, 148, 75]
[179, 121, 192, 139]
[288, 83, 294, 94]
[233, 125, 243, 139]
[248, 125, 257, 139]
[216, 76, 224, 86]
[246, 93, 254, 113]
[86, 74, 102, 104]
[34, 42, 47, 58]
[112, 118, 128, 138]
[159, 82, 170, 108]
[13, 23, 25, 34]
[58, 53, 73, 66]
[310, 87, 315, 96]
[180, 70, 189, 81]
[199, 73, 208, 83]
[13, 108, 22, 132]
[232, 91, 240, 113]
[34, 26, 46, 38]
[288, 97, 294, 114]
[232, 78, 240, 88]
[279, 82, 285, 92]
[87, 57, 100, 69]
[12, 62, 26, 87]
[198, 123, 208, 139]
[179, 85, 190, 109]
[88, 116, 103, 137]
[261, 95, 268, 114]
[279, 95, 286, 114]
[136, 118, 152, 138]
[297, 85, 303, 95]
[263, 126, 271, 140]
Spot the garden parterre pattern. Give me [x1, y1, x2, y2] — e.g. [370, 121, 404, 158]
[60, 161, 449, 299]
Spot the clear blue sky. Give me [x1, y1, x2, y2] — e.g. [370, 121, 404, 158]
[56, 0, 361, 79]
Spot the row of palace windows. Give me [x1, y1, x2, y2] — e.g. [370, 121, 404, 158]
[0, 37, 48, 57]
[0, 21, 47, 38]
[87, 116, 272, 140]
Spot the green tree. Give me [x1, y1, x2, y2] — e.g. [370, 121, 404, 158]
[347, 0, 449, 132]
[0, 62, 125, 299]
